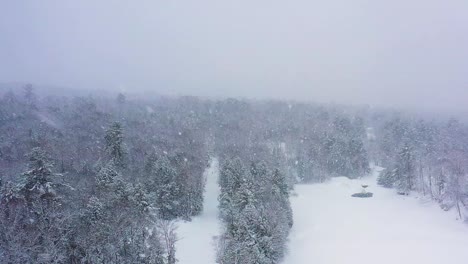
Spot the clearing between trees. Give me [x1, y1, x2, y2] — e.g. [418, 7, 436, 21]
[176, 158, 221, 264]
[283, 167, 468, 264]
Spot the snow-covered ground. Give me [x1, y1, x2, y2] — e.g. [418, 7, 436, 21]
[176, 158, 220, 264]
[175, 163, 468, 264]
[283, 166, 468, 264]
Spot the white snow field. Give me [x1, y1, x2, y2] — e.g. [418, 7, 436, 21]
[176, 158, 220, 264]
[283, 166, 468, 264]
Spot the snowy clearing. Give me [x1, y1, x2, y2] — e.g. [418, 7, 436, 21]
[283, 167, 468, 264]
[176, 158, 220, 264]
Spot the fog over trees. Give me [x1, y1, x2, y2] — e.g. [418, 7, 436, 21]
[2, 1, 468, 263]
[0, 85, 467, 263]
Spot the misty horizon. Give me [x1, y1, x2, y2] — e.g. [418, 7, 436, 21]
[1, 1, 468, 112]
[2, 3, 468, 263]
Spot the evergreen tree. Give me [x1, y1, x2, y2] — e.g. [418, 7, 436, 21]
[19, 147, 57, 199]
[218, 158, 245, 223]
[95, 161, 129, 201]
[348, 138, 370, 178]
[132, 183, 151, 215]
[394, 143, 415, 195]
[377, 168, 397, 188]
[77, 160, 165, 263]
[83, 196, 105, 226]
[117, 92, 126, 105]
[23, 83, 37, 110]
[105, 122, 126, 168]
[250, 161, 269, 194]
[0, 147, 69, 263]
[218, 158, 293, 264]
[271, 168, 293, 228]
[148, 156, 180, 220]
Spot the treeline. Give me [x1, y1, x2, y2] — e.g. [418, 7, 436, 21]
[0, 85, 373, 263]
[0, 126, 177, 263]
[0, 87, 209, 263]
[210, 99, 370, 183]
[374, 113, 468, 219]
[207, 100, 369, 263]
[4, 85, 466, 263]
[217, 157, 292, 264]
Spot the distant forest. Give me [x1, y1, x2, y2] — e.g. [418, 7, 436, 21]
[1, 85, 467, 263]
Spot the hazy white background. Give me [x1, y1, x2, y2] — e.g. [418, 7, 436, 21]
[1, 1, 467, 111]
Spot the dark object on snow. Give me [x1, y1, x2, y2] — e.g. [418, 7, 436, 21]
[361, 184, 369, 188]
[351, 192, 373, 198]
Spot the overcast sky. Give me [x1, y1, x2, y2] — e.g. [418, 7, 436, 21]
[1, 1, 467, 111]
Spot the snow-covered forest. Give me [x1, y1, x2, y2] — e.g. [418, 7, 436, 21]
[0, 85, 467, 263]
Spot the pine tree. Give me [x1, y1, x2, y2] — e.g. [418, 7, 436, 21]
[117, 93, 126, 105]
[82, 162, 165, 263]
[348, 138, 370, 178]
[218, 158, 245, 223]
[19, 147, 61, 202]
[250, 161, 269, 194]
[149, 156, 180, 220]
[23, 83, 37, 110]
[95, 161, 126, 199]
[377, 168, 397, 188]
[271, 168, 293, 228]
[219, 168, 263, 264]
[83, 196, 105, 226]
[0, 147, 68, 263]
[105, 122, 125, 168]
[132, 183, 151, 215]
[218, 157, 294, 264]
[272, 168, 289, 197]
[394, 144, 415, 195]
[233, 176, 257, 211]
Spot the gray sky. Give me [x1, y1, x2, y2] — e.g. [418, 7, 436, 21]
[1, 1, 468, 111]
